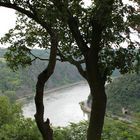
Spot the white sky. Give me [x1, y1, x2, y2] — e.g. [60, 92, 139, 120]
[0, 7, 16, 37]
[0, 7, 16, 48]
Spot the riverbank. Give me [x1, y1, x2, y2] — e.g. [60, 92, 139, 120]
[18, 80, 87, 104]
[44, 80, 87, 94]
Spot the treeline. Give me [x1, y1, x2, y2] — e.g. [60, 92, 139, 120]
[0, 49, 83, 101]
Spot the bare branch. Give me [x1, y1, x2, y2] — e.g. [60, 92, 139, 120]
[57, 48, 87, 79]
[29, 51, 50, 61]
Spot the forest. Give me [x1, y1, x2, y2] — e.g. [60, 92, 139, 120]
[1, 48, 140, 116]
[106, 73, 140, 115]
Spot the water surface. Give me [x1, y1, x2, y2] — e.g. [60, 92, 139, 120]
[22, 82, 89, 126]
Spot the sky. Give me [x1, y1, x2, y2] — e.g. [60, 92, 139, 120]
[0, 7, 16, 37]
[0, 7, 16, 48]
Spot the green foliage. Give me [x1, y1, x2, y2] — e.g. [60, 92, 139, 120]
[54, 121, 88, 140]
[0, 96, 21, 127]
[0, 60, 21, 91]
[53, 118, 140, 140]
[0, 96, 140, 140]
[106, 73, 140, 114]
[0, 0, 139, 78]
[103, 117, 140, 140]
[4, 46, 32, 71]
[0, 118, 42, 140]
[0, 1, 139, 139]
[0, 96, 42, 140]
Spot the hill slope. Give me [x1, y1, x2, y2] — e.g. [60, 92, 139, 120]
[0, 49, 83, 100]
[106, 73, 140, 114]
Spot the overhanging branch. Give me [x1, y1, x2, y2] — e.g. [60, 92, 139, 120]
[0, 1, 53, 36]
[57, 48, 87, 79]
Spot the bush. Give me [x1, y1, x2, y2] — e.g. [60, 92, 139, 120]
[53, 118, 140, 140]
[0, 118, 42, 140]
[103, 118, 140, 140]
[0, 96, 21, 127]
[0, 96, 41, 140]
[54, 121, 88, 140]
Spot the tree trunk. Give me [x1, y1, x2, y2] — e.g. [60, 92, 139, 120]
[87, 84, 107, 140]
[34, 35, 58, 140]
[86, 47, 107, 140]
[35, 71, 53, 140]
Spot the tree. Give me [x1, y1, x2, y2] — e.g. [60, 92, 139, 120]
[0, 96, 42, 140]
[0, 96, 21, 127]
[0, 0, 140, 140]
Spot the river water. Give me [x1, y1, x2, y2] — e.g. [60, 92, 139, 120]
[22, 82, 89, 126]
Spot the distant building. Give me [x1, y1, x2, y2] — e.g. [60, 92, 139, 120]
[122, 107, 128, 115]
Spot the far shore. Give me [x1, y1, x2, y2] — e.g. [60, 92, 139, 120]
[44, 80, 87, 94]
[17, 77, 116, 104]
[17, 80, 87, 103]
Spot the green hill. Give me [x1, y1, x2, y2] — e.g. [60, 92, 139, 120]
[106, 73, 140, 115]
[0, 49, 83, 101]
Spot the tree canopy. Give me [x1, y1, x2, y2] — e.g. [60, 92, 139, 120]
[0, 0, 139, 77]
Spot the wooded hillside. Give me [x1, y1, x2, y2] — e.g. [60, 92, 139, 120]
[106, 73, 140, 115]
[0, 49, 83, 101]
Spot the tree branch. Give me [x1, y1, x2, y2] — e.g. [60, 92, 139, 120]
[29, 51, 50, 61]
[52, 0, 89, 56]
[91, 0, 114, 48]
[57, 49, 87, 79]
[0, 2, 34, 18]
[0, 1, 53, 36]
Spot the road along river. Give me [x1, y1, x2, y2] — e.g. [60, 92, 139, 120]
[22, 81, 89, 126]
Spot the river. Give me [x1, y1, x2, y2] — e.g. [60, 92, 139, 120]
[22, 82, 89, 126]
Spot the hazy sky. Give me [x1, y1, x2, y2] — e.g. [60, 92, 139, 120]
[0, 7, 16, 38]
